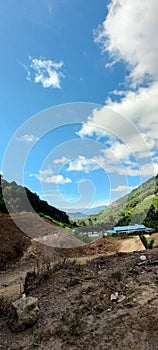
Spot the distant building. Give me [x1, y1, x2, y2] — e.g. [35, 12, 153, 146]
[87, 232, 100, 237]
[107, 224, 153, 235]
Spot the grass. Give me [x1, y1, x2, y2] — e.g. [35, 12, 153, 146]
[139, 234, 155, 249]
[38, 212, 72, 230]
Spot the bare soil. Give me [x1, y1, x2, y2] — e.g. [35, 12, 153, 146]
[0, 214, 31, 270]
[1, 213, 158, 349]
[0, 213, 85, 271]
[1, 249, 158, 349]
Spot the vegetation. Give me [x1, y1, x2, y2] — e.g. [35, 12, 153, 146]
[139, 234, 155, 250]
[0, 177, 70, 225]
[83, 175, 158, 232]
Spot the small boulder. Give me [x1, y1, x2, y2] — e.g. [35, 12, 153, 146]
[117, 294, 126, 303]
[110, 292, 119, 301]
[9, 295, 39, 332]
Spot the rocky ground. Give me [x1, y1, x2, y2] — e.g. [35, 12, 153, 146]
[1, 248, 158, 349]
[1, 213, 158, 349]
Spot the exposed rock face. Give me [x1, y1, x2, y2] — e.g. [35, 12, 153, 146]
[9, 295, 39, 332]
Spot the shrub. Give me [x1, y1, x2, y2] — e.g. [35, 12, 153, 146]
[139, 234, 155, 249]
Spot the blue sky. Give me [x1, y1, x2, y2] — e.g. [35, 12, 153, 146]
[1, 0, 158, 212]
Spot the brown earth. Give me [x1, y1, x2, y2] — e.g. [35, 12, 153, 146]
[0, 214, 31, 270]
[1, 249, 158, 349]
[1, 213, 158, 349]
[0, 213, 85, 271]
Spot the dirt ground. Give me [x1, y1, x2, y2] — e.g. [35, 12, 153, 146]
[0, 213, 85, 271]
[1, 213, 158, 349]
[1, 249, 158, 349]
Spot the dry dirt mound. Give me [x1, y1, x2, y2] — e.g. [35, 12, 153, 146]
[0, 213, 85, 270]
[0, 214, 31, 270]
[11, 213, 85, 248]
[57, 236, 121, 259]
[1, 249, 158, 349]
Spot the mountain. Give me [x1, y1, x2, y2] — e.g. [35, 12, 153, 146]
[0, 176, 69, 225]
[83, 205, 106, 216]
[67, 212, 88, 220]
[67, 206, 106, 220]
[85, 175, 158, 232]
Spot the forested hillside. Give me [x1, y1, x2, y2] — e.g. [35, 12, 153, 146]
[85, 175, 158, 232]
[0, 175, 69, 225]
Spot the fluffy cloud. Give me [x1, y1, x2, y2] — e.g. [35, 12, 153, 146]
[25, 57, 64, 88]
[30, 169, 72, 185]
[78, 83, 158, 170]
[17, 134, 39, 143]
[54, 156, 69, 165]
[88, 0, 157, 179]
[67, 156, 98, 173]
[64, 146, 157, 178]
[94, 0, 158, 86]
[65, 152, 132, 176]
[42, 174, 72, 184]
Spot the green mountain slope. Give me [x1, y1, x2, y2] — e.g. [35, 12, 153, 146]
[0, 176, 69, 225]
[86, 175, 158, 232]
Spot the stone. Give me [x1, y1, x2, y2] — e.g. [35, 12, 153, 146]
[140, 255, 146, 261]
[9, 295, 39, 332]
[117, 294, 126, 303]
[110, 292, 119, 301]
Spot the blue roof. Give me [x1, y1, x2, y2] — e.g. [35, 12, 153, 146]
[114, 224, 152, 231]
[106, 229, 116, 234]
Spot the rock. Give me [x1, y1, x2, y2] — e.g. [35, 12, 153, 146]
[117, 294, 126, 303]
[140, 255, 146, 261]
[110, 292, 119, 301]
[9, 295, 39, 332]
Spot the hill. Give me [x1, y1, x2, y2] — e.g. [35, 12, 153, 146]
[0, 212, 85, 271]
[0, 176, 69, 225]
[67, 211, 88, 220]
[84, 175, 158, 231]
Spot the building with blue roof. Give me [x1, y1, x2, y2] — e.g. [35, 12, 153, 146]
[107, 224, 153, 235]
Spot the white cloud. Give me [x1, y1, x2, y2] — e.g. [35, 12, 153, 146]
[63, 143, 158, 178]
[54, 156, 69, 165]
[140, 162, 158, 177]
[42, 174, 72, 184]
[39, 169, 52, 176]
[67, 156, 98, 173]
[25, 57, 64, 88]
[89, 200, 110, 208]
[88, 0, 158, 180]
[112, 185, 134, 192]
[64, 151, 138, 177]
[94, 0, 158, 86]
[78, 83, 158, 169]
[17, 134, 39, 143]
[30, 168, 72, 185]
